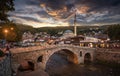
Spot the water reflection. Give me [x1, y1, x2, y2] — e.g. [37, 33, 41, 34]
[46, 53, 120, 76]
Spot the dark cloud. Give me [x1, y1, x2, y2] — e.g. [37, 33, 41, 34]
[40, 0, 120, 15]
[8, 0, 120, 27]
[26, 0, 40, 5]
[9, 0, 50, 19]
[14, 16, 42, 23]
[77, 0, 120, 13]
[40, 0, 76, 19]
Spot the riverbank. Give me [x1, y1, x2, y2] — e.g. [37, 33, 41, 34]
[16, 69, 49, 76]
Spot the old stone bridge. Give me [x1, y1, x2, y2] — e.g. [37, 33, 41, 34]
[10, 45, 95, 72]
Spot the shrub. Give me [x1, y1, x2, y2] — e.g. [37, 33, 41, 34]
[0, 49, 5, 57]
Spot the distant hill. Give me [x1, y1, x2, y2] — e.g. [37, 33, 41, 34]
[16, 23, 37, 34]
[15, 24, 115, 36]
[0, 22, 119, 41]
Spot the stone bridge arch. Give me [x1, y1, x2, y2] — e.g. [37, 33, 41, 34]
[84, 53, 92, 64]
[11, 51, 40, 73]
[18, 60, 35, 72]
[45, 49, 79, 69]
[12, 58, 36, 73]
[79, 49, 94, 64]
[39, 48, 80, 70]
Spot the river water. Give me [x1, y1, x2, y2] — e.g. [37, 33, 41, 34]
[45, 53, 120, 76]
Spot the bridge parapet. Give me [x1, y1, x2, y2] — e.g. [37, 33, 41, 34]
[11, 44, 95, 54]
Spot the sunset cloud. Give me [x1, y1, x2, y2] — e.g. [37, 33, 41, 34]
[8, 0, 120, 27]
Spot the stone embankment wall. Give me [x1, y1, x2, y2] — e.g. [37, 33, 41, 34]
[95, 48, 120, 64]
[0, 56, 12, 76]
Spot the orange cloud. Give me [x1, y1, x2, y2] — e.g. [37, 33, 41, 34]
[77, 5, 89, 14]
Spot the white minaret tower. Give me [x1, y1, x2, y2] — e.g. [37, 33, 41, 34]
[74, 10, 77, 36]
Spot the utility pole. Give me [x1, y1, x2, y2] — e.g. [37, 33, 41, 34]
[74, 10, 77, 36]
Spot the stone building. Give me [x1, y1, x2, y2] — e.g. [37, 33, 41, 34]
[22, 32, 34, 43]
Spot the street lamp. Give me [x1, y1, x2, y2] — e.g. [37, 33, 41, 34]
[3, 29, 9, 46]
[10, 27, 14, 30]
[4, 29, 14, 75]
[4, 29, 8, 33]
[4, 29, 8, 40]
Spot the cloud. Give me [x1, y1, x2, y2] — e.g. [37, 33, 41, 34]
[8, 0, 120, 27]
[40, 0, 76, 19]
[40, 0, 120, 17]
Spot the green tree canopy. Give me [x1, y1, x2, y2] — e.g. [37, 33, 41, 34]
[107, 24, 120, 40]
[0, 0, 14, 22]
[0, 23, 22, 42]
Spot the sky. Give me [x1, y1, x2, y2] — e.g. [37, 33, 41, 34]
[8, 0, 120, 28]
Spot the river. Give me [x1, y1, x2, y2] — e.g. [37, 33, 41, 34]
[45, 53, 120, 76]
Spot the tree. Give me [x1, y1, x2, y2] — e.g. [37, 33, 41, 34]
[0, 0, 14, 22]
[107, 24, 120, 40]
[0, 49, 5, 57]
[0, 23, 22, 42]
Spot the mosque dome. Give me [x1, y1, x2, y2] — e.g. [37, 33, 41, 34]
[64, 30, 73, 34]
[60, 30, 75, 39]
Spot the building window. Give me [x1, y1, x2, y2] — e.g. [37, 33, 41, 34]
[80, 51, 82, 57]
